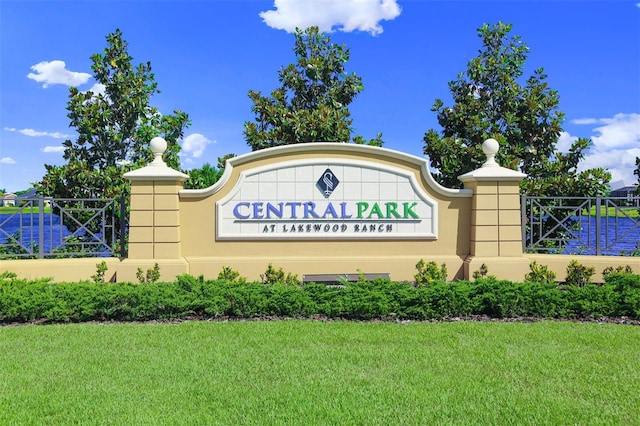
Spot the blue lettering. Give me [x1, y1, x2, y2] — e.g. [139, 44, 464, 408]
[285, 202, 302, 218]
[304, 202, 320, 218]
[322, 203, 338, 218]
[265, 202, 283, 219]
[233, 202, 250, 219]
[340, 202, 352, 218]
[253, 203, 264, 219]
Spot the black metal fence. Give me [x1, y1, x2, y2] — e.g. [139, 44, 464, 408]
[0, 197, 127, 259]
[4, 194, 639, 259]
[522, 195, 640, 256]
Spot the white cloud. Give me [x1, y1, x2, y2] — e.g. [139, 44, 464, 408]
[181, 133, 214, 159]
[85, 83, 106, 97]
[24, 129, 70, 139]
[570, 118, 598, 125]
[260, 0, 401, 35]
[590, 113, 640, 150]
[27, 60, 91, 88]
[573, 113, 640, 186]
[580, 147, 640, 186]
[1, 157, 16, 164]
[4, 127, 70, 139]
[556, 131, 577, 153]
[572, 112, 640, 149]
[42, 146, 65, 153]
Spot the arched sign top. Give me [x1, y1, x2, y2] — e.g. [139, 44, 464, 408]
[181, 143, 472, 199]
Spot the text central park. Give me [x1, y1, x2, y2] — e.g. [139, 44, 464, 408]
[232, 201, 421, 220]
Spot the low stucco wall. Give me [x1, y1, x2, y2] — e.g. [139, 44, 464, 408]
[525, 254, 640, 283]
[464, 254, 640, 283]
[2, 255, 640, 284]
[0, 257, 122, 282]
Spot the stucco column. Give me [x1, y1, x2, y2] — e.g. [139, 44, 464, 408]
[124, 137, 189, 260]
[458, 139, 527, 258]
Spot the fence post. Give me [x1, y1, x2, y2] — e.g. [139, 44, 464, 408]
[595, 194, 601, 256]
[120, 137, 190, 281]
[38, 197, 44, 259]
[458, 139, 527, 258]
[521, 194, 527, 253]
[119, 194, 126, 258]
[123, 137, 188, 260]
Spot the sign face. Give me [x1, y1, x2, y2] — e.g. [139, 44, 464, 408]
[216, 159, 437, 240]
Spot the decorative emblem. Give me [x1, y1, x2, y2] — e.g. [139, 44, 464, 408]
[316, 168, 339, 198]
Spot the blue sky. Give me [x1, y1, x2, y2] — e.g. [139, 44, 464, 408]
[1, 0, 639, 193]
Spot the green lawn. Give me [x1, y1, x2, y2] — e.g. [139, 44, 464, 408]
[586, 206, 639, 218]
[0, 206, 51, 214]
[1, 321, 638, 425]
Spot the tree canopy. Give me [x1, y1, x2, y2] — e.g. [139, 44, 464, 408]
[423, 22, 610, 196]
[182, 154, 236, 190]
[243, 26, 382, 151]
[35, 29, 190, 200]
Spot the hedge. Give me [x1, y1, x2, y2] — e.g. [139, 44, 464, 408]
[0, 273, 639, 324]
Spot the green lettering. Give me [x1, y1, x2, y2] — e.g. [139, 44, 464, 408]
[367, 202, 384, 219]
[357, 202, 369, 218]
[385, 202, 400, 218]
[403, 202, 419, 219]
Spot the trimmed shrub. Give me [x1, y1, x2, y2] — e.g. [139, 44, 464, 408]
[525, 261, 556, 284]
[1, 272, 639, 323]
[414, 259, 447, 287]
[565, 260, 595, 287]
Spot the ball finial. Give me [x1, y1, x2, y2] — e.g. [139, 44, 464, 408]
[150, 137, 167, 166]
[482, 138, 499, 167]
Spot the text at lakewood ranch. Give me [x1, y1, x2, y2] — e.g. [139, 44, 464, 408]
[216, 161, 437, 240]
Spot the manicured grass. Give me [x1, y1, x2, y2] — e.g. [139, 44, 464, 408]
[586, 206, 639, 218]
[0, 206, 51, 214]
[1, 321, 638, 425]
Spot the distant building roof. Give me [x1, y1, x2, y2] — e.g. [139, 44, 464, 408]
[15, 188, 38, 199]
[610, 185, 638, 196]
[609, 180, 627, 191]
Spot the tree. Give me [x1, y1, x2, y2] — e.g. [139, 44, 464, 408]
[244, 26, 383, 151]
[35, 28, 190, 200]
[183, 163, 221, 190]
[34, 29, 190, 251]
[182, 154, 236, 190]
[423, 22, 610, 196]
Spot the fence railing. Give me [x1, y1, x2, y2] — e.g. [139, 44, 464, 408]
[0, 197, 127, 259]
[522, 195, 640, 256]
[4, 194, 639, 258]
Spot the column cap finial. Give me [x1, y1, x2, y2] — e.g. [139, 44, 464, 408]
[150, 137, 167, 166]
[482, 138, 500, 167]
[123, 137, 189, 182]
[458, 138, 526, 182]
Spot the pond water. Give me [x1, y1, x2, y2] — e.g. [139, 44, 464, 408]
[3, 213, 639, 257]
[0, 213, 73, 253]
[562, 216, 640, 255]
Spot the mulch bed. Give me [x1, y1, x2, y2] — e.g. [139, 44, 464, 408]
[2, 315, 640, 326]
